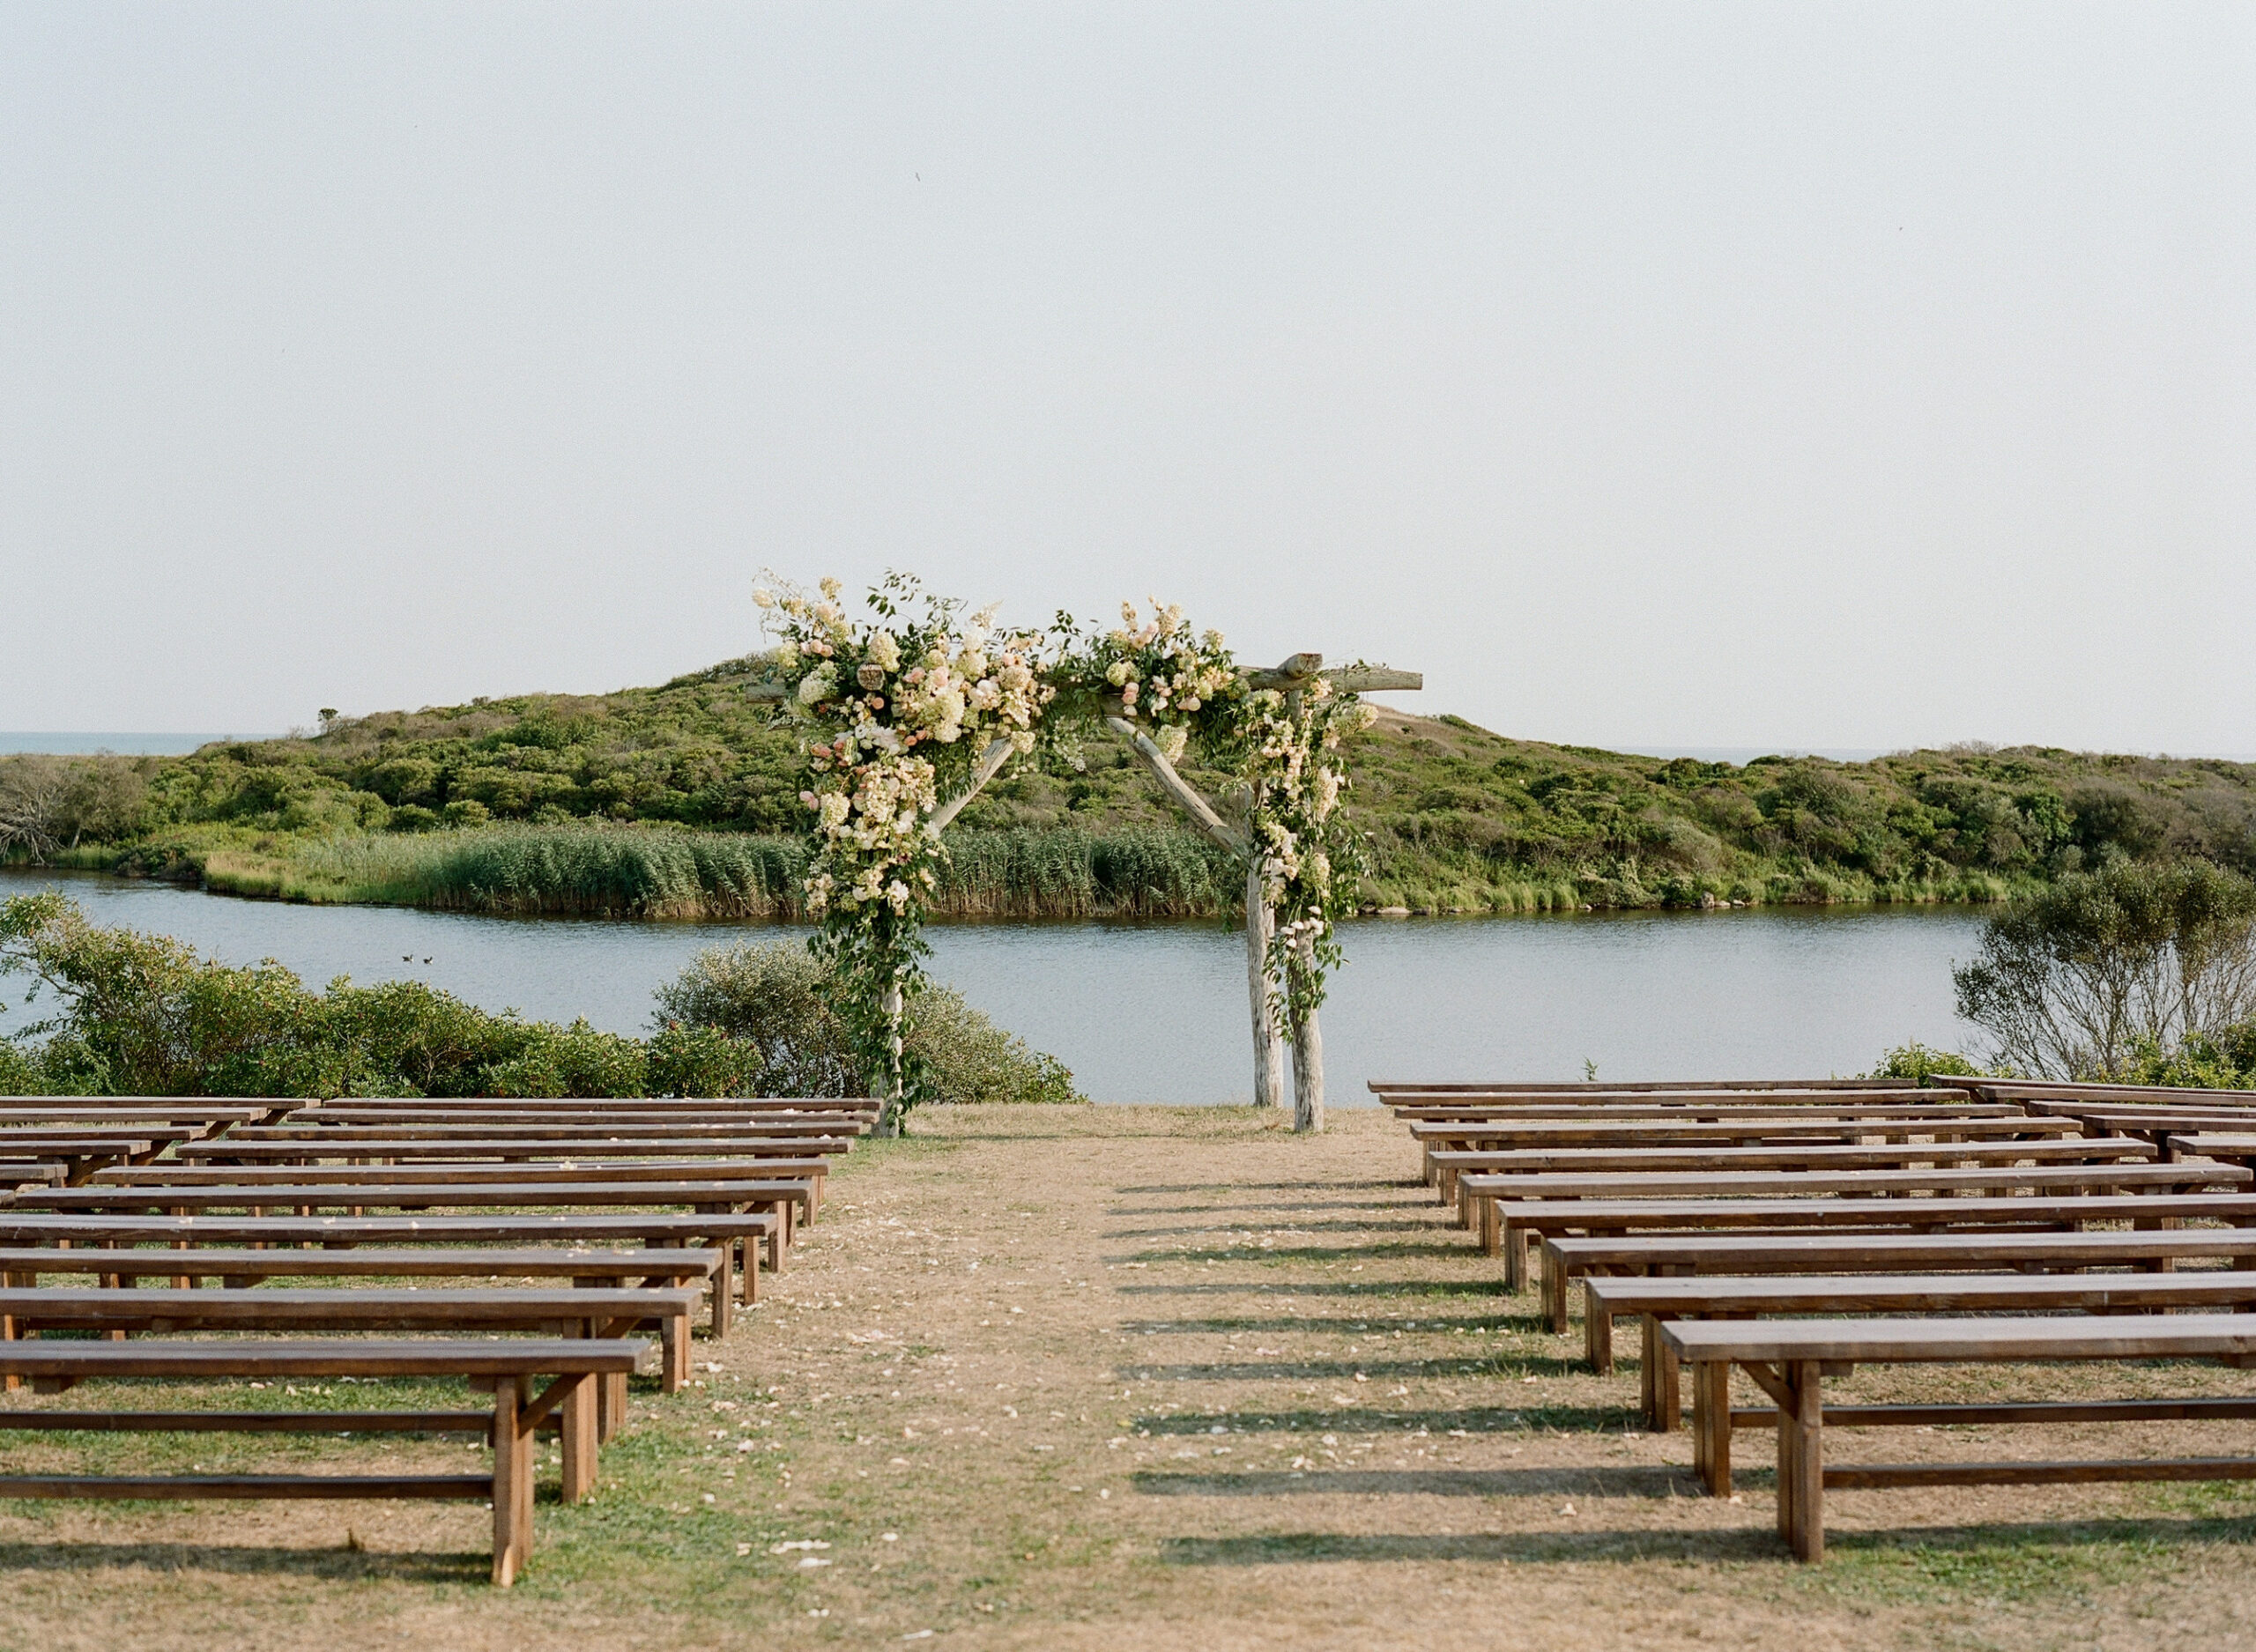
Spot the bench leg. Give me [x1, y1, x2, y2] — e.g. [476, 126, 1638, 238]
[1479, 1196, 1500, 1257]
[1587, 1300, 1612, 1375]
[701, 1242, 733, 1337]
[1695, 1359, 1731, 1496]
[1779, 1359, 1825, 1562]
[560, 1374, 598, 1504]
[491, 1376, 532, 1587]
[1503, 1226, 1526, 1293]
[1644, 1315, 1681, 1433]
[1545, 1260, 1570, 1336]
[597, 1370, 627, 1441]
[659, 1313, 686, 1395]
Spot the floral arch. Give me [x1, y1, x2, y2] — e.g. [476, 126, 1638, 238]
[749, 574, 1419, 1135]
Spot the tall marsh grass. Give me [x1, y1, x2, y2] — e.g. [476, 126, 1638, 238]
[276, 823, 1238, 919]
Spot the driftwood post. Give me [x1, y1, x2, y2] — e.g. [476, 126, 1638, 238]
[1236, 656, 1423, 1130]
[1102, 717, 1279, 1108]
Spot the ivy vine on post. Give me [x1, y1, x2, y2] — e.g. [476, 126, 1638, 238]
[752, 574, 1055, 1134]
[1243, 670, 1375, 1132]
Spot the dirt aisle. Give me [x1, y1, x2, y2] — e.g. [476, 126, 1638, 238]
[709, 1106, 2256, 1650]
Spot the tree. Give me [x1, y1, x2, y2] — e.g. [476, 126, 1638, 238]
[1953, 861, 2256, 1078]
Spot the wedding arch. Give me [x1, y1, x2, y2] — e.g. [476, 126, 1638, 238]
[746, 576, 1419, 1135]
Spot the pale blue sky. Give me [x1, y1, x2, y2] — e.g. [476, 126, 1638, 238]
[4, 4, 2252, 754]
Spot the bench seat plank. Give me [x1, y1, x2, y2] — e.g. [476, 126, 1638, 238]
[1661, 1313, 2256, 1560]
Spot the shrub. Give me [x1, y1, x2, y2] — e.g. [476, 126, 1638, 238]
[1866, 1041, 1998, 1083]
[652, 940, 1083, 1104]
[0, 895, 1081, 1103]
[1953, 862, 2256, 1078]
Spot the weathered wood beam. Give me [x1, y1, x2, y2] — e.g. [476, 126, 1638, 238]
[1103, 717, 1248, 856]
[1324, 666, 1421, 693]
[928, 739, 1019, 833]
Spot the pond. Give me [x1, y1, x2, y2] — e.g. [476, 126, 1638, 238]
[0, 869, 1989, 1104]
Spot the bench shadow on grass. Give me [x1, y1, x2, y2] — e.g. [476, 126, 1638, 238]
[1116, 1182, 1407, 1196]
[1161, 1515, 2256, 1571]
[1107, 1218, 1444, 1238]
[1132, 1404, 1630, 1434]
[1137, 1464, 1688, 1500]
[0, 1537, 480, 1585]
[1161, 1528, 1783, 1566]
[1115, 1355, 1584, 1382]
[1115, 1280, 1501, 1300]
[1111, 1243, 1468, 1266]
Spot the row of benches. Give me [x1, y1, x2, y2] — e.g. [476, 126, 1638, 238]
[1373, 1074, 2256, 1561]
[0, 1093, 876, 1583]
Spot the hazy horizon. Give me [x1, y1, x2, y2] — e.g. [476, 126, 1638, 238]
[6, 5, 2252, 755]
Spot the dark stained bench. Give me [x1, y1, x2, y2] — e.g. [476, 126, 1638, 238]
[1483, 1185, 2256, 1297]
[9, 1178, 815, 1260]
[1587, 1270, 2256, 1424]
[1542, 1226, 2256, 1337]
[0, 1336, 646, 1585]
[1429, 1137, 2161, 1207]
[1666, 1314, 2256, 1561]
[1466, 1161, 2252, 1286]
[1411, 1114, 2075, 1184]
[0, 1244, 721, 1414]
[0, 1284, 701, 1396]
[0, 1211, 774, 1331]
[142, 1151, 835, 1218]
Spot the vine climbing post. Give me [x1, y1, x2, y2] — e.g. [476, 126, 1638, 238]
[751, 575, 1053, 1137]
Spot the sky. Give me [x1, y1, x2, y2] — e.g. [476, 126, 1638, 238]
[4, 4, 2252, 756]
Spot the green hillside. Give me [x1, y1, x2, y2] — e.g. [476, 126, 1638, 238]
[5, 656, 2252, 918]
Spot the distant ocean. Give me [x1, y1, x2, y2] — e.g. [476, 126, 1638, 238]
[0, 733, 275, 756]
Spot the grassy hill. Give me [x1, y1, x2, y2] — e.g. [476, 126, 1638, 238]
[7, 656, 2253, 918]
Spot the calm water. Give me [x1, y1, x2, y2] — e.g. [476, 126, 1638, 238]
[0, 868, 1988, 1104]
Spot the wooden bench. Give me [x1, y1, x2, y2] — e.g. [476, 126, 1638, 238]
[1542, 1226, 2256, 1338]
[1666, 1315, 2256, 1561]
[1587, 1270, 2256, 1424]
[11, 1178, 815, 1259]
[1484, 1186, 2256, 1298]
[0, 1284, 701, 1396]
[0, 1136, 162, 1180]
[153, 1149, 836, 1214]
[0, 1246, 722, 1405]
[274, 1111, 869, 1135]
[1430, 1137, 2160, 1207]
[1372, 1079, 1911, 1098]
[0, 1336, 646, 1584]
[1414, 1115, 2077, 1184]
[1391, 1100, 2027, 1125]
[0, 1106, 271, 1125]
[1467, 1162, 2256, 1285]
[0, 1212, 774, 1331]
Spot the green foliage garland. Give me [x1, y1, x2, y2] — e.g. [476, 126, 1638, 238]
[753, 574, 1057, 1127]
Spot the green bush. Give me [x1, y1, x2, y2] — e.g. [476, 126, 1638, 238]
[1866, 1041, 1999, 1083]
[1954, 861, 2256, 1078]
[0, 893, 1080, 1103]
[652, 940, 1083, 1105]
